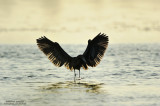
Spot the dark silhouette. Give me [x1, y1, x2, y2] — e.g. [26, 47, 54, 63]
[37, 33, 109, 81]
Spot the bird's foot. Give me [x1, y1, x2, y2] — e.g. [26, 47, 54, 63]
[76, 77, 84, 80]
[77, 77, 81, 80]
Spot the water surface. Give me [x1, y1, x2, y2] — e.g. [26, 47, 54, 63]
[0, 44, 160, 106]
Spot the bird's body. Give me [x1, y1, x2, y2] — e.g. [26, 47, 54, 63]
[37, 33, 109, 80]
[71, 55, 86, 70]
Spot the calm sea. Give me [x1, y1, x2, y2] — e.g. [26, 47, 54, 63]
[0, 44, 160, 106]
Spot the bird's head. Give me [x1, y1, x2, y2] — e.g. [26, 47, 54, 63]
[88, 39, 91, 43]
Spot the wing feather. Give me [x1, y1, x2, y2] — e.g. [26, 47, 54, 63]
[36, 36, 73, 68]
[83, 33, 109, 67]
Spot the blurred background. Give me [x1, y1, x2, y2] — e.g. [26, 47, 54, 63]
[0, 0, 160, 44]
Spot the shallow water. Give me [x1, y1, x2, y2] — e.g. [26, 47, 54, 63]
[0, 44, 160, 106]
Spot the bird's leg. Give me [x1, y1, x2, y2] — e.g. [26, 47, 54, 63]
[77, 69, 82, 80]
[74, 69, 76, 77]
[74, 69, 76, 82]
[79, 70, 80, 78]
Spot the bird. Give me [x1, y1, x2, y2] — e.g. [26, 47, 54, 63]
[36, 33, 109, 81]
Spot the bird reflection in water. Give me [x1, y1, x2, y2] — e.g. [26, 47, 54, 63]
[41, 81, 104, 93]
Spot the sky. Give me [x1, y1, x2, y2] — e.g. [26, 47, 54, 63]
[0, 0, 160, 44]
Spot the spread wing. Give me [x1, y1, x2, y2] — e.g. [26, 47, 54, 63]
[36, 36, 73, 69]
[83, 33, 109, 67]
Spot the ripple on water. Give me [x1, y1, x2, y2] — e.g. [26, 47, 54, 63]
[133, 69, 144, 72]
[150, 73, 159, 76]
